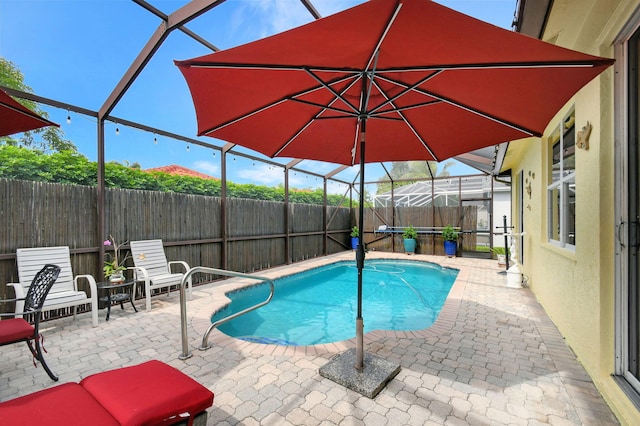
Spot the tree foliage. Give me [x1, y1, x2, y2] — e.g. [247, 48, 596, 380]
[0, 59, 352, 206]
[0, 145, 350, 206]
[0, 57, 77, 153]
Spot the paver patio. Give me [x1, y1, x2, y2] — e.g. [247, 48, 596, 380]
[0, 252, 619, 425]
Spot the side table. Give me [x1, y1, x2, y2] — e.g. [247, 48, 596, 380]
[97, 280, 138, 321]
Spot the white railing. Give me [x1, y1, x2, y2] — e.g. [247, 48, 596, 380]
[179, 266, 274, 359]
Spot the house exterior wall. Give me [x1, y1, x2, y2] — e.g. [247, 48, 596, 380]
[503, 0, 640, 423]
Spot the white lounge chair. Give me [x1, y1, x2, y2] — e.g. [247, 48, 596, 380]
[129, 239, 192, 311]
[9, 246, 99, 327]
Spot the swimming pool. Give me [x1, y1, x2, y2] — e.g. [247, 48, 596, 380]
[211, 259, 458, 346]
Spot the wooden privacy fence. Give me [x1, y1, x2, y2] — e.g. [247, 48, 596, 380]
[0, 177, 487, 315]
[0, 179, 352, 303]
[357, 205, 478, 255]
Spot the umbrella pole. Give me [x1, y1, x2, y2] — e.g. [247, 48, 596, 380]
[355, 120, 366, 370]
[319, 120, 400, 397]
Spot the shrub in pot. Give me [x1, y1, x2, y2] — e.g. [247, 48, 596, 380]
[403, 225, 418, 254]
[350, 226, 359, 250]
[442, 225, 458, 257]
[490, 246, 508, 265]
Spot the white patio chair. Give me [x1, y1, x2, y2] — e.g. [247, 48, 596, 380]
[8, 246, 99, 327]
[129, 239, 192, 311]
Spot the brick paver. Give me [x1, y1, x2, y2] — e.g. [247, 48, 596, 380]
[0, 252, 619, 425]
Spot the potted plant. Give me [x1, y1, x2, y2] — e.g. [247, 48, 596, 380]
[103, 236, 130, 282]
[402, 225, 418, 254]
[490, 246, 508, 266]
[350, 226, 360, 250]
[442, 225, 459, 257]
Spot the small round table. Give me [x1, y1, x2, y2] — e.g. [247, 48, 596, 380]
[97, 280, 138, 321]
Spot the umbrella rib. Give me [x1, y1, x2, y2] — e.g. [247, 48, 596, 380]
[185, 59, 609, 75]
[273, 120, 315, 157]
[272, 74, 363, 157]
[1, 102, 53, 124]
[370, 78, 439, 161]
[202, 98, 287, 135]
[377, 58, 613, 73]
[287, 98, 357, 117]
[183, 0, 400, 81]
[202, 73, 357, 135]
[351, 115, 404, 121]
[187, 62, 364, 74]
[376, 74, 538, 136]
[296, 73, 362, 120]
[351, 119, 362, 165]
[397, 118, 438, 162]
[304, 68, 360, 114]
[370, 100, 441, 116]
[369, 70, 443, 116]
[364, 1, 403, 72]
[361, 50, 381, 116]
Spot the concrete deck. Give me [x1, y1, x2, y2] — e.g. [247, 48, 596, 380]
[0, 252, 620, 425]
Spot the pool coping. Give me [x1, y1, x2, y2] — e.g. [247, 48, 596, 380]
[188, 251, 469, 358]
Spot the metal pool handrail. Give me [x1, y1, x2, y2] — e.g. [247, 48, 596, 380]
[179, 266, 275, 360]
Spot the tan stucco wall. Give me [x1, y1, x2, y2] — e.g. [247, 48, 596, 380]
[504, 0, 640, 423]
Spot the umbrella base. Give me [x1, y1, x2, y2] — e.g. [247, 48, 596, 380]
[319, 348, 401, 398]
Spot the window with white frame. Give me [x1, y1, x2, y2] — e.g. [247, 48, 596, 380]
[547, 109, 576, 248]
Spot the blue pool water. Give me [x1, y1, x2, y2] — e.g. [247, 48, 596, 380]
[212, 260, 458, 346]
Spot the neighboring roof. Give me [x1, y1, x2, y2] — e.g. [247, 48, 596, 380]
[145, 165, 218, 180]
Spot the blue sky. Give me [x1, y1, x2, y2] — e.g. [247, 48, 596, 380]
[0, 0, 516, 193]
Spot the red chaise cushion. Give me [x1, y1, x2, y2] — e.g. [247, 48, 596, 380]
[0, 383, 119, 425]
[0, 318, 34, 343]
[80, 360, 214, 426]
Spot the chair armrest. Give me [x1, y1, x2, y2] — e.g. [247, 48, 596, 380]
[129, 266, 149, 283]
[0, 297, 26, 318]
[6, 283, 26, 314]
[74, 274, 98, 296]
[168, 261, 190, 273]
[0, 309, 40, 317]
[7, 283, 25, 299]
[0, 297, 25, 304]
[0, 303, 42, 318]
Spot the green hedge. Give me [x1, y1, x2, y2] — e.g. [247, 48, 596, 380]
[0, 145, 350, 206]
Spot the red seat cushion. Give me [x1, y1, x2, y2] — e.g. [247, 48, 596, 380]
[80, 360, 214, 426]
[0, 318, 34, 344]
[0, 383, 119, 426]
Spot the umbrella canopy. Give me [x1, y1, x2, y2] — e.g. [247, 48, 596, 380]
[176, 0, 613, 166]
[175, 0, 613, 375]
[0, 89, 59, 137]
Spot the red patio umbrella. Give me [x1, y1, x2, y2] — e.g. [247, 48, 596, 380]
[175, 0, 613, 377]
[0, 89, 59, 137]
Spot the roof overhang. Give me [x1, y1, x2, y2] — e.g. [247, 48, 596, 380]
[489, 0, 552, 176]
[513, 0, 552, 39]
[453, 145, 506, 175]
